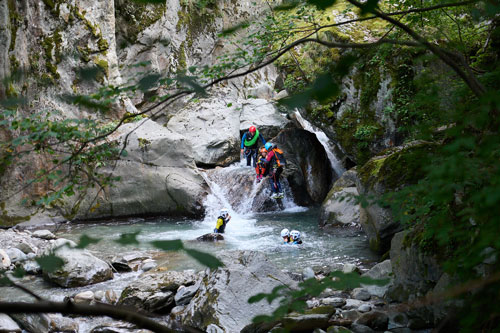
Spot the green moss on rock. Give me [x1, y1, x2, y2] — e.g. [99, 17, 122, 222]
[358, 142, 437, 192]
[0, 202, 30, 227]
[115, 2, 166, 43]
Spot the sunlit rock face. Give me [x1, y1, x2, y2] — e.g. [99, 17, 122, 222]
[1, 0, 283, 223]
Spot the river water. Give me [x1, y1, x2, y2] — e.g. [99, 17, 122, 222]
[55, 161, 378, 274]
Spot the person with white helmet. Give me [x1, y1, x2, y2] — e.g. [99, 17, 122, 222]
[289, 230, 302, 245]
[280, 228, 291, 244]
[214, 208, 231, 234]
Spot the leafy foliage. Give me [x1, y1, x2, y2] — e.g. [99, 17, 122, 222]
[249, 271, 388, 326]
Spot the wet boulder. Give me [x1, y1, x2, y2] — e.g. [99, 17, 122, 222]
[111, 252, 152, 272]
[196, 233, 224, 242]
[10, 313, 50, 333]
[276, 128, 333, 206]
[0, 314, 21, 333]
[320, 169, 360, 228]
[71, 119, 208, 220]
[355, 311, 389, 331]
[179, 251, 298, 332]
[43, 241, 113, 288]
[118, 270, 197, 313]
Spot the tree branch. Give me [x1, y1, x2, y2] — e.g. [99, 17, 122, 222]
[0, 301, 204, 333]
[345, 0, 486, 97]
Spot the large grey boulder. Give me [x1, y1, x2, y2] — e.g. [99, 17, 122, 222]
[165, 99, 241, 166]
[166, 97, 288, 167]
[356, 142, 435, 253]
[179, 251, 298, 332]
[119, 270, 197, 313]
[239, 98, 289, 139]
[388, 231, 442, 302]
[43, 243, 113, 288]
[361, 260, 392, 298]
[320, 169, 360, 227]
[73, 120, 208, 219]
[271, 128, 333, 206]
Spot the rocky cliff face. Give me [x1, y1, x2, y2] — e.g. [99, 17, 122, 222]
[0, 0, 286, 224]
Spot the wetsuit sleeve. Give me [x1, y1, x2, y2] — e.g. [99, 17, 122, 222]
[259, 134, 266, 145]
[241, 133, 247, 149]
[215, 218, 224, 232]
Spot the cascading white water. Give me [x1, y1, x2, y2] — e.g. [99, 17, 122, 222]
[294, 111, 346, 178]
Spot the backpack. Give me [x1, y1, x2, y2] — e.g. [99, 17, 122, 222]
[272, 148, 286, 167]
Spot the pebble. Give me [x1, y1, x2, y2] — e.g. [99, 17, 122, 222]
[321, 297, 346, 308]
[352, 288, 371, 301]
[32, 230, 56, 240]
[358, 304, 372, 313]
[74, 291, 94, 304]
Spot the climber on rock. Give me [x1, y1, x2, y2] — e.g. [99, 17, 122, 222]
[241, 125, 266, 168]
[255, 146, 269, 182]
[263, 142, 286, 199]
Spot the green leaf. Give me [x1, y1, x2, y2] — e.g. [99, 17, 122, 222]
[219, 22, 250, 37]
[75, 234, 101, 249]
[176, 75, 207, 97]
[306, 0, 336, 10]
[36, 254, 64, 273]
[0, 276, 11, 287]
[184, 248, 223, 269]
[150, 239, 184, 251]
[114, 231, 141, 245]
[137, 74, 162, 92]
[359, 0, 379, 14]
[12, 266, 26, 278]
[252, 314, 274, 323]
[226, 103, 233, 107]
[130, 0, 165, 3]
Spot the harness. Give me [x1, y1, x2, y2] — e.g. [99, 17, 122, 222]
[244, 129, 260, 147]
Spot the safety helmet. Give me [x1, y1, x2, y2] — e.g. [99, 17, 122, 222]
[280, 228, 290, 238]
[265, 142, 273, 151]
[290, 230, 301, 241]
[220, 208, 229, 218]
[260, 146, 267, 153]
[249, 126, 256, 134]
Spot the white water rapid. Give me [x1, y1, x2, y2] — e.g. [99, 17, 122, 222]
[294, 110, 346, 178]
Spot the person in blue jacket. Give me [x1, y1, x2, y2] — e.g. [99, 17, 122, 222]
[241, 125, 266, 167]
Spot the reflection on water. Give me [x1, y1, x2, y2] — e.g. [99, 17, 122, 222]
[57, 208, 379, 273]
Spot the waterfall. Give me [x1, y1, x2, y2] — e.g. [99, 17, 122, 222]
[294, 111, 346, 178]
[199, 163, 305, 222]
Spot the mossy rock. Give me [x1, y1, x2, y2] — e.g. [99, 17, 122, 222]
[358, 141, 437, 194]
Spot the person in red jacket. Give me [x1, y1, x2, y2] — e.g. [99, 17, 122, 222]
[263, 142, 286, 199]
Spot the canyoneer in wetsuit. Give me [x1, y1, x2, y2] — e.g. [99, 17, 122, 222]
[255, 146, 269, 182]
[264, 142, 286, 199]
[214, 208, 231, 234]
[241, 126, 266, 168]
